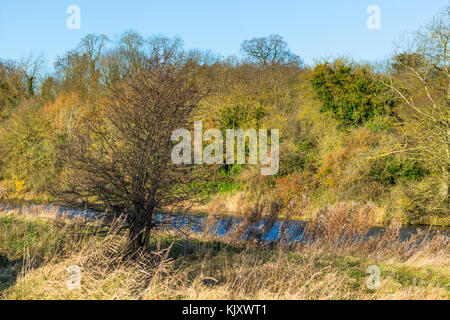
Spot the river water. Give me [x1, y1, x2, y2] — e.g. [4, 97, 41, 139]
[1, 202, 448, 243]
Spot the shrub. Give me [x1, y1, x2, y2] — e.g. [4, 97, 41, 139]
[310, 59, 397, 126]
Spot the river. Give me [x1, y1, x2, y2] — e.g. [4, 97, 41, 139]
[1, 202, 448, 244]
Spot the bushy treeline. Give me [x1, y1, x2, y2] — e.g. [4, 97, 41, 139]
[0, 7, 448, 226]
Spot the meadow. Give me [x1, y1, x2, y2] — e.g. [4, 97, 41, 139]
[0, 4, 448, 301]
[0, 205, 448, 300]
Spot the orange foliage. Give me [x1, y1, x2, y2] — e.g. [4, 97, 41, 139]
[40, 92, 87, 135]
[272, 172, 305, 205]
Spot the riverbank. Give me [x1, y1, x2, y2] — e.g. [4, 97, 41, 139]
[0, 207, 448, 300]
[2, 200, 450, 241]
[2, 195, 450, 229]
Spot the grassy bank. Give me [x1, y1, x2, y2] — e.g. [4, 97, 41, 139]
[0, 206, 448, 300]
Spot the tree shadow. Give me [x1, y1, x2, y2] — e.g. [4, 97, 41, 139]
[0, 254, 18, 293]
[148, 235, 248, 261]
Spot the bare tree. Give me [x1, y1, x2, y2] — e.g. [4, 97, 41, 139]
[20, 53, 45, 97]
[119, 30, 145, 74]
[240, 35, 302, 68]
[0, 59, 27, 119]
[57, 45, 208, 250]
[79, 34, 109, 77]
[382, 7, 449, 216]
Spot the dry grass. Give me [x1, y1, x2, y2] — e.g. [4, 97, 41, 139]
[0, 204, 448, 300]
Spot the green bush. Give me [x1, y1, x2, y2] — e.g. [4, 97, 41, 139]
[310, 59, 397, 126]
[368, 157, 426, 185]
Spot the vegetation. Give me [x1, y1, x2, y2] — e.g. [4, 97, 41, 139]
[0, 206, 448, 300]
[0, 8, 448, 301]
[309, 59, 397, 126]
[55, 39, 208, 250]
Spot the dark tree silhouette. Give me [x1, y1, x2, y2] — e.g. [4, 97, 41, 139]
[58, 44, 208, 250]
[240, 35, 302, 68]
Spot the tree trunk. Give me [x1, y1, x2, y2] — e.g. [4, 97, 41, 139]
[128, 211, 153, 251]
[129, 223, 146, 251]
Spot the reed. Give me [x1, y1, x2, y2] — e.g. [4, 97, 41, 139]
[0, 205, 448, 300]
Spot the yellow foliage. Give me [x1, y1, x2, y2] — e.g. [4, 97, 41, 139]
[8, 176, 25, 198]
[40, 92, 88, 136]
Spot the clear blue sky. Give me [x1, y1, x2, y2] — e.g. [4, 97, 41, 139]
[0, 0, 447, 69]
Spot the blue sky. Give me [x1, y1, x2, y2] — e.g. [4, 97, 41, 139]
[0, 0, 448, 69]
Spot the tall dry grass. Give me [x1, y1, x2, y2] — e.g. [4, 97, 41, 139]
[0, 203, 448, 300]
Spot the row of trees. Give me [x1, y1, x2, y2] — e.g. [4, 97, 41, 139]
[0, 33, 303, 248]
[0, 5, 448, 247]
